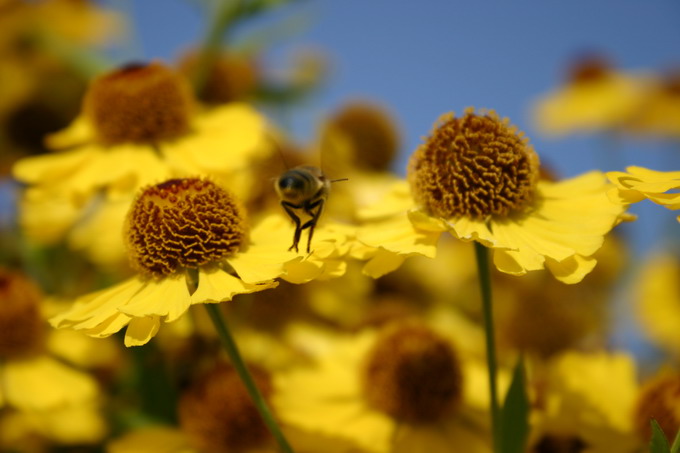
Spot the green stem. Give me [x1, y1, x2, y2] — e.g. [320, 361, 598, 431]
[204, 303, 295, 453]
[473, 241, 501, 453]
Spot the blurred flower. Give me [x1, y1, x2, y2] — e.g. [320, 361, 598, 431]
[274, 321, 492, 453]
[321, 101, 401, 174]
[357, 108, 630, 283]
[633, 371, 680, 444]
[528, 351, 640, 453]
[532, 54, 647, 136]
[0, 268, 107, 449]
[178, 50, 260, 105]
[625, 68, 680, 139]
[495, 233, 626, 359]
[607, 166, 680, 221]
[634, 251, 680, 358]
[50, 178, 349, 346]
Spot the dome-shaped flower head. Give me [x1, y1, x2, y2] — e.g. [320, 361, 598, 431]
[357, 108, 631, 283]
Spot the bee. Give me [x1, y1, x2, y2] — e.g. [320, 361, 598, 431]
[275, 165, 345, 253]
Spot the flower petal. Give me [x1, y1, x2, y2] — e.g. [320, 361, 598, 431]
[545, 255, 597, 284]
[118, 275, 191, 323]
[191, 268, 278, 304]
[2, 356, 98, 410]
[124, 317, 161, 347]
[50, 277, 145, 331]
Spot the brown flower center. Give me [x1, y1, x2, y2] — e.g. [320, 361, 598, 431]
[178, 363, 272, 453]
[566, 54, 613, 84]
[633, 374, 680, 443]
[0, 269, 46, 359]
[533, 435, 588, 453]
[125, 178, 246, 277]
[363, 322, 462, 423]
[179, 51, 258, 104]
[408, 108, 540, 219]
[83, 62, 194, 145]
[329, 101, 401, 172]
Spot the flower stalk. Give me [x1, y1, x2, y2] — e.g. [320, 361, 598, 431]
[474, 241, 501, 452]
[204, 303, 295, 453]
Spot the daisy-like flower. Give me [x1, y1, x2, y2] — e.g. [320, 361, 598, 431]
[0, 268, 107, 448]
[607, 166, 680, 221]
[357, 108, 630, 284]
[633, 251, 680, 357]
[50, 178, 347, 347]
[633, 371, 680, 444]
[12, 61, 271, 266]
[274, 321, 492, 453]
[625, 69, 680, 139]
[528, 351, 640, 453]
[531, 54, 647, 136]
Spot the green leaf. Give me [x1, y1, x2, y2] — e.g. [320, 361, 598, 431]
[650, 420, 671, 453]
[499, 358, 530, 453]
[670, 429, 680, 453]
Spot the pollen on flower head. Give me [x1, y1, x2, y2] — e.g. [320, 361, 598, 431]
[633, 373, 680, 443]
[178, 363, 272, 453]
[362, 322, 462, 423]
[125, 178, 247, 278]
[329, 101, 401, 172]
[83, 61, 194, 145]
[408, 108, 540, 220]
[0, 269, 46, 359]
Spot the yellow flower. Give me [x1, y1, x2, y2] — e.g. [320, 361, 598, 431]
[531, 55, 647, 136]
[274, 321, 492, 453]
[633, 371, 680, 444]
[607, 166, 680, 221]
[50, 178, 349, 347]
[13, 62, 272, 266]
[0, 269, 107, 447]
[528, 351, 640, 453]
[625, 70, 680, 139]
[357, 109, 630, 283]
[634, 251, 680, 357]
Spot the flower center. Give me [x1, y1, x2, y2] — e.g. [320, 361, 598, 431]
[362, 322, 462, 423]
[179, 51, 258, 104]
[408, 108, 540, 219]
[633, 374, 680, 443]
[329, 102, 400, 172]
[0, 269, 46, 359]
[125, 178, 247, 278]
[566, 54, 613, 84]
[533, 435, 588, 453]
[83, 62, 194, 145]
[178, 363, 272, 452]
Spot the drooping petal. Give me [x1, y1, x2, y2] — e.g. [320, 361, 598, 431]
[118, 275, 191, 323]
[50, 277, 145, 332]
[124, 317, 161, 347]
[489, 171, 627, 282]
[608, 166, 680, 214]
[190, 267, 278, 304]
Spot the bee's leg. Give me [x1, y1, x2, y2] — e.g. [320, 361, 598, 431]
[281, 201, 302, 253]
[301, 198, 325, 253]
